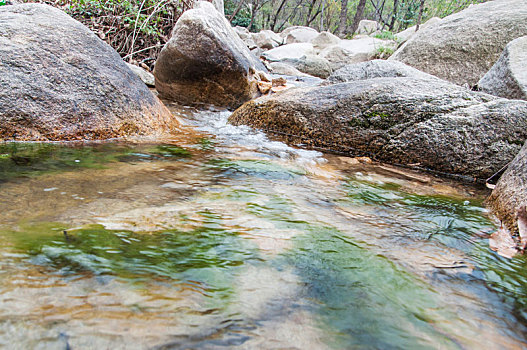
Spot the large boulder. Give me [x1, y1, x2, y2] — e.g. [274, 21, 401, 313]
[320, 37, 394, 71]
[230, 77, 527, 179]
[311, 31, 341, 53]
[154, 1, 267, 109]
[394, 17, 442, 45]
[283, 26, 319, 44]
[477, 36, 527, 101]
[0, 4, 176, 141]
[262, 43, 315, 61]
[487, 142, 527, 234]
[389, 0, 527, 86]
[326, 60, 440, 84]
[252, 30, 282, 50]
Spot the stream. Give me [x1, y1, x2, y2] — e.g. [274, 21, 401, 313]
[0, 104, 527, 349]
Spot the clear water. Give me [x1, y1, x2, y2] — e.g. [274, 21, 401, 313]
[0, 105, 526, 349]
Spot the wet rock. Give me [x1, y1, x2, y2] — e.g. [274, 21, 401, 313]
[326, 60, 440, 84]
[126, 63, 155, 87]
[356, 19, 378, 35]
[262, 43, 315, 61]
[229, 77, 527, 179]
[283, 26, 318, 44]
[154, 1, 267, 109]
[477, 36, 527, 101]
[320, 37, 395, 71]
[0, 4, 176, 141]
[394, 17, 442, 45]
[389, 0, 527, 86]
[487, 141, 527, 235]
[311, 31, 341, 52]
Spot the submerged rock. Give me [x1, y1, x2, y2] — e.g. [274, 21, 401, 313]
[389, 0, 527, 86]
[487, 142, 527, 235]
[0, 4, 176, 141]
[477, 36, 527, 101]
[230, 77, 527, 179]
[154, 1, 267, 109]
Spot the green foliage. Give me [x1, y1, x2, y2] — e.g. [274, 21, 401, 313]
[373, 45, 394, 59]
[373, 30, 396, 40]
[0, 0, 6, 6]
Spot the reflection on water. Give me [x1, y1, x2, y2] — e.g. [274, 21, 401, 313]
[0, 106, 526, 349]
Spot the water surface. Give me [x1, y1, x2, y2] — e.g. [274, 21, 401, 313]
[0, 106, 526, 349]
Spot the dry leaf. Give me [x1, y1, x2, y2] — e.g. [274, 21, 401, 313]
[489, 225, 518, 259]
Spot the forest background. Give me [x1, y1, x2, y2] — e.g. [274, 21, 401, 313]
[1, 0, 488, 70]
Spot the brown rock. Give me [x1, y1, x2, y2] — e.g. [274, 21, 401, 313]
[0, 4, 177, 141]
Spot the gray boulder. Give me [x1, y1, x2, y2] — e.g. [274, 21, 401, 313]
[283, 26, 319, 44]
[281, 55, 333, 79]
[268, 62, 310, 77]
[356, 20, 378, 35]
[262, 43, 315, 61]
[320, 37, 395, 71]
[252, 30, 282, 50]
[154, 1, 267, 109]
[0, 4, 176, 141]
[389, 0, 527, 86]
[327, 60, 440, 84]
[311, 31, 341, 52]
[230, 77, 527, 179]
[477, 36, 527, 101]
[126, 63, 155, 87]
[394, 17, 442, 45]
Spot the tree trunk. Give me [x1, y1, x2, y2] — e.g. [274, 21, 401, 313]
[337, 0, 348, 35]
[416, 0, 425, 31]
[388, 0, 398, 31]
[350, 0, 366, 35]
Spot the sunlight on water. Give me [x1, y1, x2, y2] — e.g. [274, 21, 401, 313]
[0, 107, 526, 349]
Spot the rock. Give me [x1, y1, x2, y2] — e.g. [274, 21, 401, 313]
[234, 26, 250, 40]
[311, 31, 341, 52]
[320, 37, 393, 71]
[357, 19, 378, 35]
[326, 60, 439, 84]
[126, 63, 155, 87]
[211, 0, 224, 15]
[0, 4, 176, 141]
[281, 55, 332, 79]
[229, 77, 527, 179]
[154, 1, 267, 109]
[389, 0, 527, 86]
[262, 43, 315, 61]
[268, 62, 311, 77]
[477, 36, 527, 101]
[283, 26, 319, 44]
[394, 17, 442, 44]
[487, 141, 527, 235]
[252, 30, 282, 50]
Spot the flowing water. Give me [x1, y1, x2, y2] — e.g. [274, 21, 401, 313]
[0, 105, 527, 349]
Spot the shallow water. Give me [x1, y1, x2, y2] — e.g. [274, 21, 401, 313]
[0, 106, 526, 349]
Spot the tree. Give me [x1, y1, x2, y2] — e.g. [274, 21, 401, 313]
[338, 0, 348, 35]
[350, 0, 367, 35]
